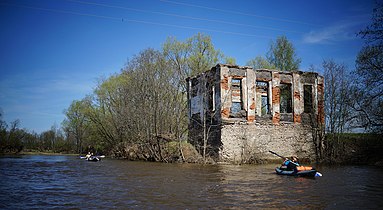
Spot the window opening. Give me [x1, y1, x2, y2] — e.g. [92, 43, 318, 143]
[231, 102, 242, 114]
[304, 85, 313, 113]
[261, 96, 269, 115]
[256, 81, 269, 116]
[212, 86, 215, 111]
[280, 83, 292, 113]
[230, 78, 242, 116]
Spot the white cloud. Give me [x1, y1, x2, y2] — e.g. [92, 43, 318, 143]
[302, 21, 363, 44]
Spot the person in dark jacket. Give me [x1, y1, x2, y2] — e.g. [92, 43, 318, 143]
[282, 156, 300, 172]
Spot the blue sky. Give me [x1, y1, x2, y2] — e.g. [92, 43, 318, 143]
[0, 0, 375, 133]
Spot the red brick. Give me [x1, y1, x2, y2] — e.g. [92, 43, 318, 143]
[294, 91, 300, 100]
[272, 87, 280, 105]
[221, 76, 229, 90]
[250, 102, 256, 110]
[294, 114, 301, 123]
[221, 108, 230, 118]
[272, 112, 280, 125]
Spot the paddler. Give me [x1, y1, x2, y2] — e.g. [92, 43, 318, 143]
[282, 156, 300, 172]
[85, 152, 91, 160]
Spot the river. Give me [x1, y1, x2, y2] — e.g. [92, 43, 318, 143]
[0, 155, 382, 209]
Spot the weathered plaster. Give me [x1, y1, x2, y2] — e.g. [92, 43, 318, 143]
[187, 64, 325, 163]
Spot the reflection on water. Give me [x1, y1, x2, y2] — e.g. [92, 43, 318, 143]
[1, 155, 383, 209]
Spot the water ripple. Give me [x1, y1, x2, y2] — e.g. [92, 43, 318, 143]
[1, 156, 383, 209]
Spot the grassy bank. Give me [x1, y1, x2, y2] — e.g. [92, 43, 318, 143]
[0, 150, 79, 156]
[19, 151, 79, 156]
[324, 133, 383, 165]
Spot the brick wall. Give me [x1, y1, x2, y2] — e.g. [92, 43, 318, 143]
[187, 64, 324, 163]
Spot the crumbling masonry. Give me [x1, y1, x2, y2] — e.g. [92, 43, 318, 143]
[186, 64, 325, 163]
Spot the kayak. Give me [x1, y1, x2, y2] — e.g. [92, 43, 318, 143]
[87, 156, 100, 162]
[275, 166, 321, 177]
[268, 151, 322, 177]
[80, 155, 105, 162]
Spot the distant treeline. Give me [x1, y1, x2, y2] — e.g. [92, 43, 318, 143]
[0, 119, 73, 154]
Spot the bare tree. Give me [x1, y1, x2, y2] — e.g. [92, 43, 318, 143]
[163, 33, 226, 162]
[353, 2, 383, 133]
[61, 33, 228, 161]
[323, 60, 353, 160]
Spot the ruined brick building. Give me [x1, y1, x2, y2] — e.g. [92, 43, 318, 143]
[186, 64, 325, 163]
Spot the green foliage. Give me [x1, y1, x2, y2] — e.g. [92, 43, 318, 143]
[0, 119, 24, 153]
[119, 49, 189, 160]
[62, 99, 92, 153]
[266, 35, 301, 71]
[186, 33, 223, 76]
[246, 56, 275, 69]
[224, 56, 236, 65]
[246, 36, 300, 71]
[60, 33, 231, 160]
[0, 112, 73, 154]
[163, 33, 224, 78]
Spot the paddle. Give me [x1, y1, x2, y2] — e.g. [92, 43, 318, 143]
[269, 150, 286, 159]
[79, 155, 105, 159]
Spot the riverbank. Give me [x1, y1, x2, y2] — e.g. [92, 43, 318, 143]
[20, 151, 78, 156]
[0, 151, 78, 156]
[323, 133, 383, 166]
[3, 133, 382, 166]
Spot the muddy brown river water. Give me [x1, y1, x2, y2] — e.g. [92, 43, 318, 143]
[1, 155, 383, 209]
